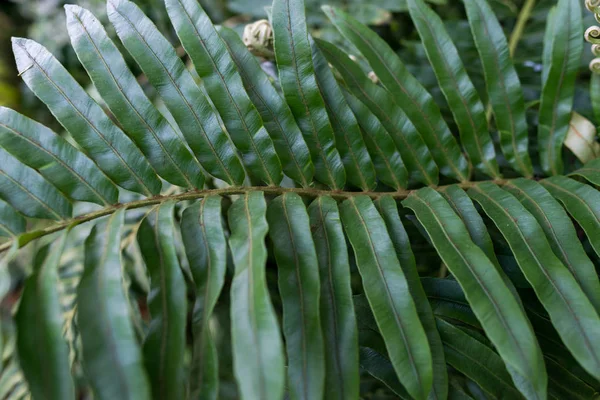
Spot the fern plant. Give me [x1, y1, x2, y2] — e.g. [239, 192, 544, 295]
[0, 0, 598, 398]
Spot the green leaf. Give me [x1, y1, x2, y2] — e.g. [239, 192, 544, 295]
[0, 199, 24, 238]
[65, 5, 204, 190]
[107, 0, 245, 185]
[375, 196, 448, 400]
[541, 8, 556, 86]
[227, 192, 285, 400]
[407, 0, 498, 178]
[403, 187, 546, 400]
[359, 347, 411, 399]
[342, 90, 408, 190]
[181, 196, 227, 400]
[267, 193, 325, 400]
[504, 178, 600, 313]
[436, 318, 522, 399]
[323, 6, 469, 182]
[0, 107, 118, 206]
[463, 0, 533, 177]
[12, 37, 161, 196]
[218, 26, 314, 187]
[537, 0, 583, 175]
[570, 157, 600, 185]
[137, 202, 187, 400]
[340, 195, 432, 400]
[437, 185, 522, 305]
[0, 148, 72, 220]
[16, 233, 75, 400]
[309, 38, 376, 191]
[307, 196, 359, 400]
[272, 0, 346, 189]
[165, 0, 282, 185]
[545, 356, 598, 400]
[421, 277, 481, 329]
[591, 73, 600, 124]
[317, 39, 438, 186]
[468, 182, 600, 382]
[78, 209, 151, 400]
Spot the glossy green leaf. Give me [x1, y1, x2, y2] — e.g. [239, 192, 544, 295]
[166, 0, 282, 185]
[463, 0, 533, 177]
[504, 178, 600, 313]
[137, 202, 187, 400]
[107, 0, 245, 185]
[437, 184, 522, 305]
[78, 209, 151, 400]
[12, 37, 161, 196]
[0, 107, 118, 205]
[272, 0, 346, 189]
[375, 196, 448, 400]
[317, 38, 438, 186]
[227, 192, 285, 400]
[218, 26, 314, 187]
[340, 195, 432, 400]
[309, 38, 376, 191]
[307, 196, 359, 400]
[342, 90, 408, 190]
[323, 6, 469, 182]
[541, 8, 556, 86]
[16, 233, 75, 400]
[407, 0, 498, 178]
[537, 0, 583, 175]
[181, 196, 227, 400]
[403, 187, 546, 400]
[66, 5, 204, 190]
[541, 176, 600, 262]
[267, 193, 325, 400]
[0, 199, 24, 238]
[468, 182, 600, 381]
[591, 73, 600, 123]
[0, 148, 71, 220]
[436, 318, 522, 399]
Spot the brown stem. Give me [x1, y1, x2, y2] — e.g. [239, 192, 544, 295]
[0, 180, 509, 254]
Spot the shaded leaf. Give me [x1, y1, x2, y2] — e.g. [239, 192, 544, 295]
[267, 193, 325, 400]
[463, 0, 533, 177]
[340, 195, 432, 400]
[16, 233, 75, 400]
[537, 0, 583, 175]
[78, 209, 151, 400]
[272, 0, 346, 189]
[166, 0, 282, 185]
[308, 196, 359, 400]
[218, 26, 314, 187]
[137, 202, 187, 400]
[324, 6, 469, 181]
[181, 197, 227, 400]
[408, 0, 498, 178]
[227, 192, 285, 400]
[317, 39, 437, 186]
[107, 0, 245, 185]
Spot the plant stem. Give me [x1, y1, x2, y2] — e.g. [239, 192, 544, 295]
[0, 180, 510, 254]
[508, 0, 536, 57]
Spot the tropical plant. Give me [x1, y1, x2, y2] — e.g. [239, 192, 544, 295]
[0, 0, 598, 398]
